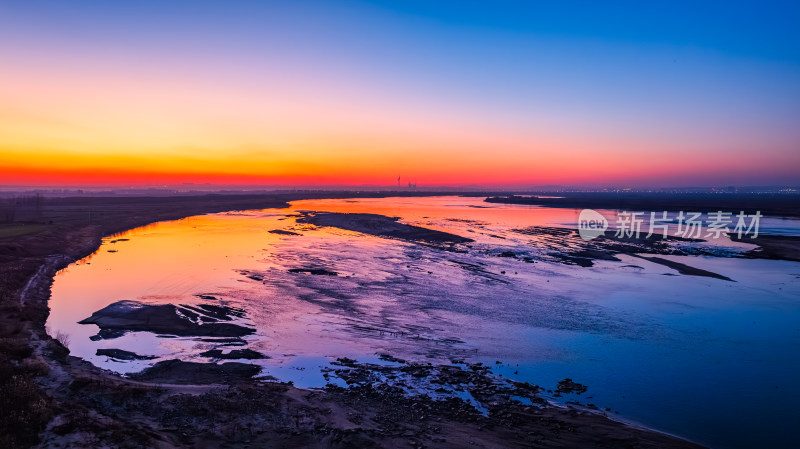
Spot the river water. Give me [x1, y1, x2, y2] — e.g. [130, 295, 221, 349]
[47, 196, 800, 448]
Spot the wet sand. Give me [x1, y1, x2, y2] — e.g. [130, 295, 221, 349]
[490, 194, 800, 264]
[485, 193, 800, 218]
[297, 211, 474, 243]
[78, 300, 255, 339]
[733, 234, 800, 261]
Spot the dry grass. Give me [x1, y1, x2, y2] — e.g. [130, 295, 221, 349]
[20, 356, 51, 376]
[0, 223, 51, 239]
[45, 325, 72, 350]
[0, 262, 56, 448]
[0, 337, 33, 360]
[53, 330, 71, 350]
[0, 352, 54, 449]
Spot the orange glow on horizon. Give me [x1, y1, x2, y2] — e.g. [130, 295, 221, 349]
[3, 55, 798, 188]
[3, 139, 797, 188]
[3, 54, 798, 188]
[2, 2, 799, 189]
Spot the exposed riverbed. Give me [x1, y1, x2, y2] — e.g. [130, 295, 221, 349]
[47, 196, 800, 448]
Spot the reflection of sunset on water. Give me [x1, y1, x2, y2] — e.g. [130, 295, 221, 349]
[45, 196, 800, 448]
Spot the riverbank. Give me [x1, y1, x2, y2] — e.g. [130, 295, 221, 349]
[1, 192, 704, 448]
[486, 193, 800, 262]
[484, 192, 800, 218]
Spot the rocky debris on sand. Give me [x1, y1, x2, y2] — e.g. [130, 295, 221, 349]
[378, 353, 406, 363]
[79, 300, 255, 339]
[557, 378, 588, 394]
[288, 268, 338, 276]
[96, 348, 157, 360]
[200, 348, 268, 360]
[511, 225, 734, 279]
[327, 357, 549, 414]
[129, 359, 261, 384]
[632, 255, 734, 281]
[268, 229, 302, 236]
[194, 337, 247, 345]
[89, 329, 127, 341]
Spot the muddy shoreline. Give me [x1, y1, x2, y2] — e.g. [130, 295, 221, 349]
[485, 193, 800, 218]
[0, 193, 705, 448]
[489, 194, 800, 263]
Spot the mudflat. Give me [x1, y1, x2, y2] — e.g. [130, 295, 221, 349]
[489, 193, 800, 264]
[485, 192, 800, 218]
[0, 192, 705, 448]
[78, 300, 255, 339]
[297, 211, 474, 244]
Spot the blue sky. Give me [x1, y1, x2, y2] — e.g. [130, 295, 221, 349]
[1, 0, 798, 186]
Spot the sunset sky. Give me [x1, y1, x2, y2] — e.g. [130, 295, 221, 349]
[1, 1, 799, 188]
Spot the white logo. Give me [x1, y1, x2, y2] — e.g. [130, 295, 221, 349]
[578, 209, 608, 240]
